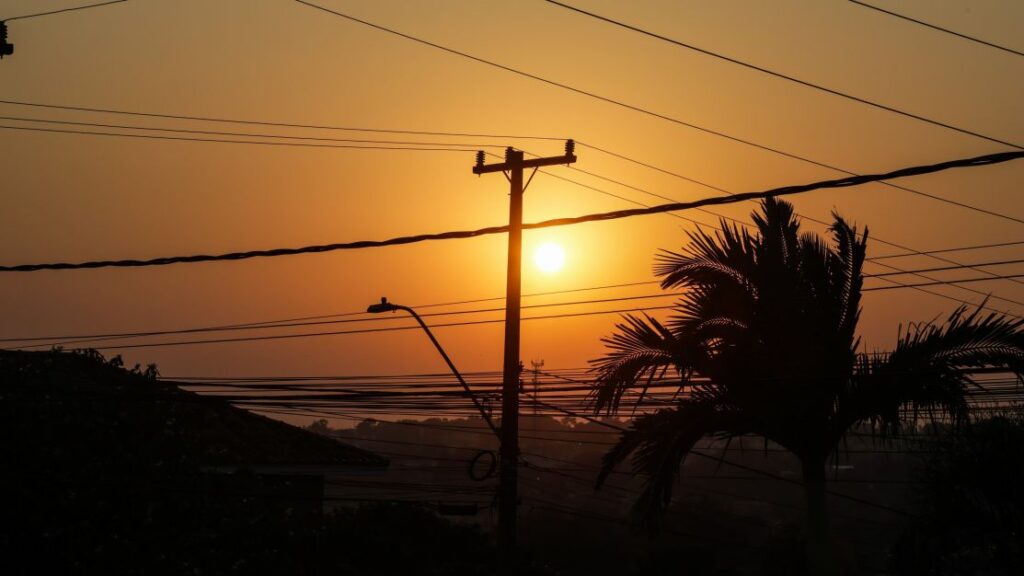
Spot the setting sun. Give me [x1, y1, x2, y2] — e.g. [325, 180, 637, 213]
[534, 242, 566, 273]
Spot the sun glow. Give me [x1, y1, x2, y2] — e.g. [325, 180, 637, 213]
[534, 242, 566, 273]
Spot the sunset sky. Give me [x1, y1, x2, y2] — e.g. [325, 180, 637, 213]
[1, 0, 1022, 384]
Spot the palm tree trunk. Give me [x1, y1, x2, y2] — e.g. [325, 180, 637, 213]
[801, 458, 836, 576]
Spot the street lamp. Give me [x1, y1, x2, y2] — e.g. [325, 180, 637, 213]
[366, 297, 499, 439]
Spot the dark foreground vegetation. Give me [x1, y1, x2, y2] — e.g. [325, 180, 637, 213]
[0, 349, 511, 575]
[580, 198, 1024, 575]
[323, 409, 1024, 575]
[890, 415, 1024, 575]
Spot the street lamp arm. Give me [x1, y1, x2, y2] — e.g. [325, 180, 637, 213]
[367, 298, 501, 441]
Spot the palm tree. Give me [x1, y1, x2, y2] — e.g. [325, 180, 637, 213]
[590, 197, 1024, 575]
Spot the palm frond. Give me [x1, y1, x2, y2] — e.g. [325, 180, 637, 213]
[828, 213, 867, 333]
[669, 281, 755, 339]
[589, 314, 687, 414]
[654, 253, 753, 292]
[655, 221, 756, 291]
[839, 305, 1024, 438]
[893, 304, 1024, 370]
[798, 230, 833, 306]
[751, 196, 801, 268]
[597, 400, 750, 533]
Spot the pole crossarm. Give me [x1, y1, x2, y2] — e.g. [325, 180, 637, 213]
[473, 153, 578, 174]
[474, 140, 577, 174]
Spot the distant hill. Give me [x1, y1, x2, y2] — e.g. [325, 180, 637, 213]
[0, 348, 387, 473]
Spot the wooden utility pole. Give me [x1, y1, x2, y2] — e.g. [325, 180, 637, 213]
[473, 142, 576, 565]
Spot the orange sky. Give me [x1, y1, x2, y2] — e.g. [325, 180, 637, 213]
[1, 0, 1022, 382]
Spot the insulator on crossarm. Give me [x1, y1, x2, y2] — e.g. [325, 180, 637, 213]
[475, 150, 485, 168]
[0, 22, 13, 59]
[565, 139, 575, 157]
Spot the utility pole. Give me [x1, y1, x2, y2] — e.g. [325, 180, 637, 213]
[530, 359, 544, 418]
[473, 142, 576, 566]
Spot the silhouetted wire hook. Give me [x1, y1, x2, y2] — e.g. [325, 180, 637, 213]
[468, 450, 498, 482]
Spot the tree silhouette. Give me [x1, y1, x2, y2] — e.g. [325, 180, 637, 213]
[889, 415, 1024, 575]
[590, 197, 1024, 575]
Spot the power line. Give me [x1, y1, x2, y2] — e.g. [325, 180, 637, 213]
[7, 253, 1024, 349]
[5, 291, 677, 346]
[226, 380, 1017, 437]
[142, 364, 1024, 383]
[574, 140, 1024, 311]
[0, 114, 508, 148]
[241, 387, 1022, 419]
[564, 145, 1024, 312]
[543, 155, 1024, 325]
[70, 304, 680, 350]
[537, 164, 735, 229]
[537, 173, 1024, 326]
[848, 0, 1024, 58]
[244, 403, 980, 460]
[5, 101, 732, 236]
[864, 261, 1024, 311]
[267, 368, 1021, 390]
[3, 128, 1019, 316]
[234, 390, 1023, 423]
[201, 367, 1022, 407]
[3, 149, 1020, 272]
[293, 0, 1024, 226]
[1, 281, 663, 345]
[4, 102, 1013, 246]
[572, 141, 1024, 265]
[578, 140, 745, 190]
[865, 272, 1024, 292]
[544, 155, 1024, 304]
[868, 257, 1024, 278]
[3, 193, 1020, 327]
[545, 0, 1022, 150]
[869, 239, 1024, 260]
[0, 124, 478, 153]
[0, 98, 562, 141]
[2, 0, 127, 22]
[573, 139, 1024, 300]
[23, 92, 1001, 283]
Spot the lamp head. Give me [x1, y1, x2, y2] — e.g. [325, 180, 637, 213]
[367, 297, 398, 314]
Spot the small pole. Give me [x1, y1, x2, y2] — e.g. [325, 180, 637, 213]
[530, 360, 544, 419]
